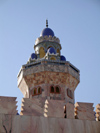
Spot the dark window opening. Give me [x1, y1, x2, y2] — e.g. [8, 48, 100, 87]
[38, 87, 41, 94]
[32, 87, 42, 97]
[51, 86, 55, 93]
[56, 86, 60, 93]
[50, 86, 61, 94]
[34, 88, 37, 95]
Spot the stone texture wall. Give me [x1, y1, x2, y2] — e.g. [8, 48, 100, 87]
[17, 61, 80, 102]
[0, 114, 100, 133]
[0, 96, 17, 115]
[19, 71, 78, 97]
[21, 72, 77, 103]
[18, 61, 80, 85]
[75, 102, 95, 121]
[20, 98, 45, 116]
[22, 63, 80, 81]
[20, 98, 75, 119]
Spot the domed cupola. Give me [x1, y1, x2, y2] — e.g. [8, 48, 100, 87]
[31, 53, 37, 59]
[40, 28, 54, 37]
[40, 20, 54, 37]
[34, 20, 62, 58]
[60, 55, 66, 61]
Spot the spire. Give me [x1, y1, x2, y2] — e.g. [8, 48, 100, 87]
[46, 19, 48, 28]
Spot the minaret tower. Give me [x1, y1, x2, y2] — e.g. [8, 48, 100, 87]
[17, 21, 80, 117]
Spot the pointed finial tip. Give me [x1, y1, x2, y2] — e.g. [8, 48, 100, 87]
[46, 19, 48, 28]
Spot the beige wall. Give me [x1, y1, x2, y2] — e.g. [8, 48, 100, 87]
[0, 114, 100, 133]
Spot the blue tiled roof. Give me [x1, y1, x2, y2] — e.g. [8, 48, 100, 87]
[60, 55, 66, 61]
[40, 28, 54, 37]
[31, 53, 37, 59]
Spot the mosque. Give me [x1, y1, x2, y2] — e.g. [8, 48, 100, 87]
[0, 20, 100, 132]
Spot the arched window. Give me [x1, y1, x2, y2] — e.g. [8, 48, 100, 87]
[50, 86, 55, 93]
[50, 57, 56, 60]
[34, 88, 37, 95]
[57, 49, 60, 55]
[55, 86, 60, 94]
[39, 47, 45, 58]
[50, 86, 61, 94]
[38, 87, 41, 94]
[67, 88, 73, 99]
[32, 87, 42, 97]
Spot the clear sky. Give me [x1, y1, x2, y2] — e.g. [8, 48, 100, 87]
[0, 0, 100, 113]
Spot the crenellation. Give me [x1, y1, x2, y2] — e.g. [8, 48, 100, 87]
[44, 99, 64, 118]
[66, 102, 75, 119]
[20, 98, 47, 116]
[96, 104, 100, 121]
[0, 96, 18, 115]
[35, 36, 60, 45]
[74, 102, 95, 121]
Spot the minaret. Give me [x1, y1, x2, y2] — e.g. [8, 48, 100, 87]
[17, 21, 80, 117]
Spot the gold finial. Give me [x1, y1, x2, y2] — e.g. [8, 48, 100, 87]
[46, 19, 48, 28]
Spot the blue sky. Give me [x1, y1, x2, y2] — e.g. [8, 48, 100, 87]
[0, 0, 100, 113]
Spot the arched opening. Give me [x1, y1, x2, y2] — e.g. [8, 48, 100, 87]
[34, 88, 37, 95]
[57, 49, 60, 55]
[55, 86, 60, 93]
[67, 88, 73, 99]
[50, 57, 56, 60]
[32, 87, 42, 97]
[50, 86, 55, 93]
[39, 47, 45, 58]
[47, 46, 53, 50]
[38, 87, 41, 94]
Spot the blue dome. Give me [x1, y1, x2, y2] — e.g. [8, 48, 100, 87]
[31, 53, 37, 59]
[60, 55, 66, 61]
[48, 47, 56, 54]
[40, 28, 54, 37]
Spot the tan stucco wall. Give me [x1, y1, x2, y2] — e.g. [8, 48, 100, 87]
[0, 114, 100, 133]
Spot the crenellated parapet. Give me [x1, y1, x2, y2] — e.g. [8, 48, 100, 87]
[44, 99, 64, 118]
[0, 96, 18, 115]
[0, 96, 99, 122]
[96, 104, 100, 121]
[20, 98, 75, 118]
[74, 102, 95, 121]
[35, 35, 60, 45]
[19, 98, 100, 122]
[20, 98, 46, 116]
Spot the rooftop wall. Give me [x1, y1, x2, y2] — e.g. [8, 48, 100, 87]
[0, 96, 100, 132]
[0, 114, 100, 133]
